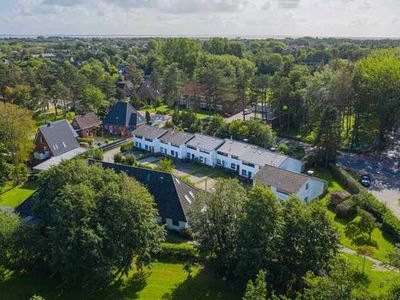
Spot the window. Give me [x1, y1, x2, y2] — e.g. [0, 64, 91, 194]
[187, 145, 196, 150]
[231, 155, 239, 160]
[231, 163, 236, 169]
[160, 147, 164, 152]
[145, 138, 152, 142]
[145, 145, 148, 150]
[135, 142, 139, 147]
[241, 169, 247, 176]
[171, 143, 179, 148]
[172, 219, 179, 226]
[217, 159, 221, 165]
[217, 151, 228, 157]
[200, 149, 209, 154]
[304, 197, 308, 202]
[305, 183, 309, 190]
[186, 153, 191, 159]
[171, 150, 175, 156]
[243, 161, 255, 168]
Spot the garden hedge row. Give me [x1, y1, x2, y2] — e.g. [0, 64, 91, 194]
[157, 243, 199, 261]
[329, 164, 364, 194]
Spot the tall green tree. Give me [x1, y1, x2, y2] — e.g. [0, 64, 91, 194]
[243, 270, 267, 300]
[238, 184, 283, 280]
[32, 160, 165, 287]
[314, 105, 341, 168]
[162, 63, 182, 107]
[188, 178, 247, 276]
[353, 49, 400, 149]
[80, 85, 106, 114]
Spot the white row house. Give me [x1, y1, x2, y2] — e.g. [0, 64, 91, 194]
[186, 134, 225, 167]
[132, 126, 326, 202]
[133, 125, 168, 153]
[216, 139, 303, 179]
[158, 130, 195, 159]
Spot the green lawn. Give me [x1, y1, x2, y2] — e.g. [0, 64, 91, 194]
[144, 106, 211, 120]
[320, 196, 395, 263]
[342, 253, 398, 298]
[0, 182, 37, 208]
[313, 168, 345, 192]
[0, 260, 241, 300]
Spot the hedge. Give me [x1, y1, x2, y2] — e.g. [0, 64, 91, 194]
[120, 141, 134, 153]
[157, 242, 199, 261]
[329, 164, 364, 194]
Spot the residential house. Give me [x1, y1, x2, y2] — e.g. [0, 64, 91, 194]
[34, 120, 79, 160]
[136, 80, 160, 105]
[186, 134, 225, 167]
[33, 120, 86, 171]
[116, 80, 136, 98]
[158, 130, 195, 159]
[253, 165, 326, 202]
[216, 139, 303, 179]
[102, 101, 145, 137]
[132, 125, 168, 153]
[72, 112, 101, 138]
[100, 161, 197, 231]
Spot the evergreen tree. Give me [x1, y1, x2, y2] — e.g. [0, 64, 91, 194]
[314, 105, 341, 168]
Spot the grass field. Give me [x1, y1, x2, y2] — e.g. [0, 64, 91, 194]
[0, 260, 241, 300]
[0, 182, 37, 208]
[343, 253, 398, 298]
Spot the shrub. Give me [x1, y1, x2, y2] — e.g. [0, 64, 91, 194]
[125, 153, 137, 166]
[336, 198, 357, 220]
[157, 243, 198, 261]
[114, 153, 124, 164]
[277, 143, 289, 154]
[77, 137, 94, 146]
[156, 158, 174, 172]
[120, 141, 134, 153]
[84, 148, 104, 161]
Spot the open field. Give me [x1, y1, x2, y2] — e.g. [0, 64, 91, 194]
[0, 182, 37, 208]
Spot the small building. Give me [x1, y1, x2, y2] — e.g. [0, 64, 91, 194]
[102, 101, 145, 137]
[186, 134, 225, 167]
[132, 125, 169, 153]
[100, 161, 197, 231]
[158, 130, 195, 160]
[72, 112, 101, 138]
[254, 165, 326, 202]
[330, 191, 351, 206]
[34, 120, 79, 160]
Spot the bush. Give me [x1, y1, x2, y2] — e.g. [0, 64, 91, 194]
[336, 198, 357, 219]
[277, 143, 289, 154]
[156, 158, 174, 172]
[120, 141, 134, 153]
[157, 243, 198, 261]
[125, 153, 137, 166]
[114, 153, 124, 164]
[77, 137, 94, 146]
[84, 148, 104, 161]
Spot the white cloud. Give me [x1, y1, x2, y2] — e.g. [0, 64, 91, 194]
[0, 0, 399, 37]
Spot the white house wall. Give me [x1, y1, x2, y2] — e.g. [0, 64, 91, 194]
[159, 141, 187, 159]
[186, 147, 216, 167]
[296, 178, 326, 202]
[134, 136, 158, 152]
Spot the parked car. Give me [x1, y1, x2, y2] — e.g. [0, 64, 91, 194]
[359, 174, 371, 187]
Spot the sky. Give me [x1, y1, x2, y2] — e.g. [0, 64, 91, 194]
[0, 0, 399, 38]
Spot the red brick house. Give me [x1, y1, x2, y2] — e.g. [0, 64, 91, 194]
[102, 101, 145, 138]
[72, 112, 101, 138]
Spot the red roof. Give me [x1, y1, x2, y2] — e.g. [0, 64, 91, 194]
[73, 112, 101, 130]
[181, 81, 207, 97]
